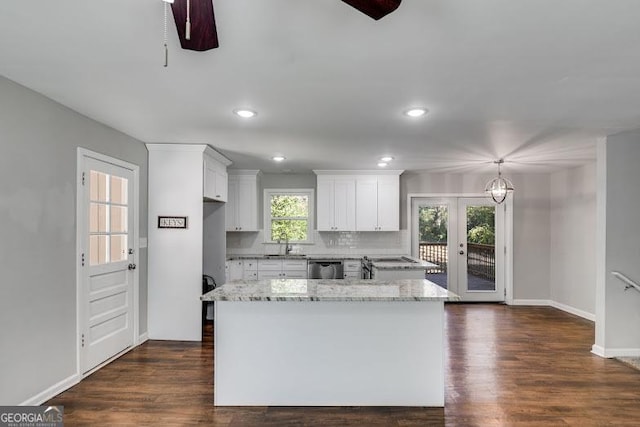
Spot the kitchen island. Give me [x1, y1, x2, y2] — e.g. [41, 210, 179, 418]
[201, 278, 459, 407]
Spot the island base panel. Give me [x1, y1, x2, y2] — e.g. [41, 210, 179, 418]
[214, 301, 445, 406]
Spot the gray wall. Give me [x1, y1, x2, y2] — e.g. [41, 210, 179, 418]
[401, 171, 551, 301]
[549, 163, 596, 315]
[600, 133, 640, 349]
[0, 76, 148, 404]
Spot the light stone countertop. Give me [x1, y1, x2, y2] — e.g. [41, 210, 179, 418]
[225, 254, 437, 269]
[201, 278, 460, 302]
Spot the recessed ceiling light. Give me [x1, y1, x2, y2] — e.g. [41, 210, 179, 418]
[233, 109, 257, 118]
[272, 156, 286, 162]
[378, 162, 388, 167]
[380, 156, 394, 162]
[404, 108, 428, 118]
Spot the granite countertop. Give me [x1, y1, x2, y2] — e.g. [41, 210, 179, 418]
[201, 279, 460, 302]
[226, 254, 364, 260]
[368, 256, 438, 270]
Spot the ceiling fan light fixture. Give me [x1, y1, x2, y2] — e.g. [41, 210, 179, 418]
[378, 162, 388, 167]
[380, 156, 394, 162]
[484, 159, 514, 204]
[341, 0, 402, 20]
[404, 108, 428, 118]
[272, 156, 286, 162]
[233, 109, 257, 118]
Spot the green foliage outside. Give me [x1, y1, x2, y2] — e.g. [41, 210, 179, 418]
[270, 195, 309, 241]
[419, 206, 448, 243]
[466, 206, 495, 245]
[419, 205, 495, 245]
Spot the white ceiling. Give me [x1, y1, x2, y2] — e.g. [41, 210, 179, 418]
[2, 0, 639, 174]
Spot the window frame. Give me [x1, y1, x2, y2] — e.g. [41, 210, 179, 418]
[263, 188, 315, 244]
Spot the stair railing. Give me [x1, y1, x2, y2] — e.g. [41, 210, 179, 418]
[612, 271, 640, 293]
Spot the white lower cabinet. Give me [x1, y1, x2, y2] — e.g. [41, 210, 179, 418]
[243, 259, 258, 280]
[343, 259, 362, 279]
[258, 259, 308, 280]
[227, 260, 244, 281]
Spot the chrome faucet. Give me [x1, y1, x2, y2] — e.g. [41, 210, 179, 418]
[285, 236, 292, 255]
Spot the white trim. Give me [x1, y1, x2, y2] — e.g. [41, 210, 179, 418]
[509, 299, 552, 306]
[75, 148, 141, 375]
[550, 301, 595, 322]
[146, 143, 207, 153]
[509, 299, 595, 322]
[591, 345, 640, 358]
[25, 330, 151, 405]
[314, 169, 404, 176]
[20, 374, 81, 406]
[138, 332, 149, 344]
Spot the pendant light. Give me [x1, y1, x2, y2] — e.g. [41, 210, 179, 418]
[485, 159, 514, 204]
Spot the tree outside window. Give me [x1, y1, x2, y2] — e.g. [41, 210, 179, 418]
[265, 190, 314, 243]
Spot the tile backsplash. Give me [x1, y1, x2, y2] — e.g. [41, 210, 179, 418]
[226, 230, 409, 256]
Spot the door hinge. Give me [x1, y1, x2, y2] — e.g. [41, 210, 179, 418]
[81, 253, 85, 267]
[82, 172, 86, 186]
[81, 333, 85, 348]
[504, 246, 507, 255]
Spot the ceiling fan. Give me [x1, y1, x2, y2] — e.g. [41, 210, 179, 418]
[164, 0, 402, 53]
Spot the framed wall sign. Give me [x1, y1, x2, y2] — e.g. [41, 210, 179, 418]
[158, 216, 188, 229]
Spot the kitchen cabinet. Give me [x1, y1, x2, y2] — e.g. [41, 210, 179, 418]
[226, 260, 244, 281]
[258, 259, 308, 280]
[226, 170, 260, 231]
[243, 259, 258, 280]
[356, 174, 400, 231]
[204, 153, 228, 202]
[316, 175, 356, 231]
[343, 259, 362, 279]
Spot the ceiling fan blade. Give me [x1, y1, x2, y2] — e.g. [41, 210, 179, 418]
[341, 0, 402, 20]
[171, 0, 219, 51]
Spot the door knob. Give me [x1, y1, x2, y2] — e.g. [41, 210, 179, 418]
[459, 250, 465, 255]
[128, 263, 137, 270]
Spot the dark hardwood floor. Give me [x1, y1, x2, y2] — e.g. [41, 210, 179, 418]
[47, 305, 640, 426]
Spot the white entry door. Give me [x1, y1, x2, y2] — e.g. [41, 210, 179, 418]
[79, 152, 137, 374]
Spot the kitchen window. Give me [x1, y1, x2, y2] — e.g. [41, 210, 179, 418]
[264, 189, 314, 243]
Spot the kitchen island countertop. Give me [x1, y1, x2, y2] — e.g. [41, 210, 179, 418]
[201, 278, 459, 302]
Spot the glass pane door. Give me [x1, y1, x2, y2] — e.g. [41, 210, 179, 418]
[412, 198, 455, 291]
[457, 198, 504, 301]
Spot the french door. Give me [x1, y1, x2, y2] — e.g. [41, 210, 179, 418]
[411, 196, 506, 302]
[78, 150, 138, 374]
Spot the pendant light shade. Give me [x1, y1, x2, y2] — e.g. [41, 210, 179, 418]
[485, 159, 514, 204]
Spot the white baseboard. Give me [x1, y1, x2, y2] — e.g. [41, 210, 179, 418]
[507, 299, 595, 322]
[21, 333, 150, 406]
[509, 299, 551, 306]
[20, 373, 80, 406]
[591, 344, 640, 358]
[550, 301, 595, 322]
[138, 332, 149, 345]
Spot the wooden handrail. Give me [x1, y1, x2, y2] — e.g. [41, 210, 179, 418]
[612, 271, 640, 293]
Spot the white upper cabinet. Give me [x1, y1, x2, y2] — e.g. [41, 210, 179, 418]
[355, 173, 401, 231]
[316, 175, 356, 231]
[204, 150, 230, 202]
[315, 170, 402, 232]
[226, 170, 260, 232]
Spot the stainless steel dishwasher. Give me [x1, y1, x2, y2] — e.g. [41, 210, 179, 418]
[307, 259, 344, 279]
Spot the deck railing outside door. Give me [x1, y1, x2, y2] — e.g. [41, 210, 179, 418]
[419, 242, 495, 281]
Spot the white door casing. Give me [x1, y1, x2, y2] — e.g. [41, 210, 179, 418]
[76, 148, 139, 375]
